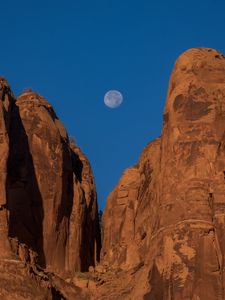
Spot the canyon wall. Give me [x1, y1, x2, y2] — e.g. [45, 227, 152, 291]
[0, 47, 225, 300]
[101, 48, 225, 300]
[0, 85, 101, 299]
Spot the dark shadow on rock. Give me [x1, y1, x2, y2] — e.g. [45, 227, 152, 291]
[56, 138, 74, 226]
[83, 195, 102, 269]
[70, 147, 102, 271]
[6, 103, 46, 267]
[144, 262, 165, 300]
[71, 150, 83, 183]
[51, 287, 66, 300]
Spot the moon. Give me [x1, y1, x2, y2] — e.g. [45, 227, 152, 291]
[104, 90, 123, 108]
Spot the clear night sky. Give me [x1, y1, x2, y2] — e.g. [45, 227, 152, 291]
[1, 0, 225, 209]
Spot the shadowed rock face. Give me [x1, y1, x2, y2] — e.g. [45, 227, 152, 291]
[0, 78, 14, 258]
[69, 142, 101, 272]
[101, 48, 225, 299]
[0, 87, 101, 299]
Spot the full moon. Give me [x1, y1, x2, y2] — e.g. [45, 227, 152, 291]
[104, 90, 123, 108]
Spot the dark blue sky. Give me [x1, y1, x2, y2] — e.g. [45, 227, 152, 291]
[1, 0, 225, 209]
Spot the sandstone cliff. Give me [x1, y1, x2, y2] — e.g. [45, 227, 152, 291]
[100, 48, 225, 300]
[0, 78, 14, 258]
[0, 86, 101, 299]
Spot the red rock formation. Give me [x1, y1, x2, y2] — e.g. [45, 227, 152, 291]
[1, 47, 225, 300]
[0, 86, 101, 298]
[100, 48, 225, 300]
[101, 138, 161, 272]
[69, 142, 101, 272]
[0, 78, 14, 258]
[6, 90, 101, 276]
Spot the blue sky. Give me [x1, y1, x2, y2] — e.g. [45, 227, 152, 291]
[1, 0, 225, 209]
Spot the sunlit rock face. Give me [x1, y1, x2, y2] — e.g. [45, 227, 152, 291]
[6, 90, 101, 275]
[101, 48, 225, 300]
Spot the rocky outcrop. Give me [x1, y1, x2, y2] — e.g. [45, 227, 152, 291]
[0, 86, 101, 298]
[6, 90, 100, 275]
[100, 48, 225, 300]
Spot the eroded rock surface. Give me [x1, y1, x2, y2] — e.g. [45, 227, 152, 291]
[0, 78, 14, 258]
[6, 90, 100, 275]
[100, 48, 225, 300]
[69, 141, 101, 272]
[0, 87, 100, 299]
